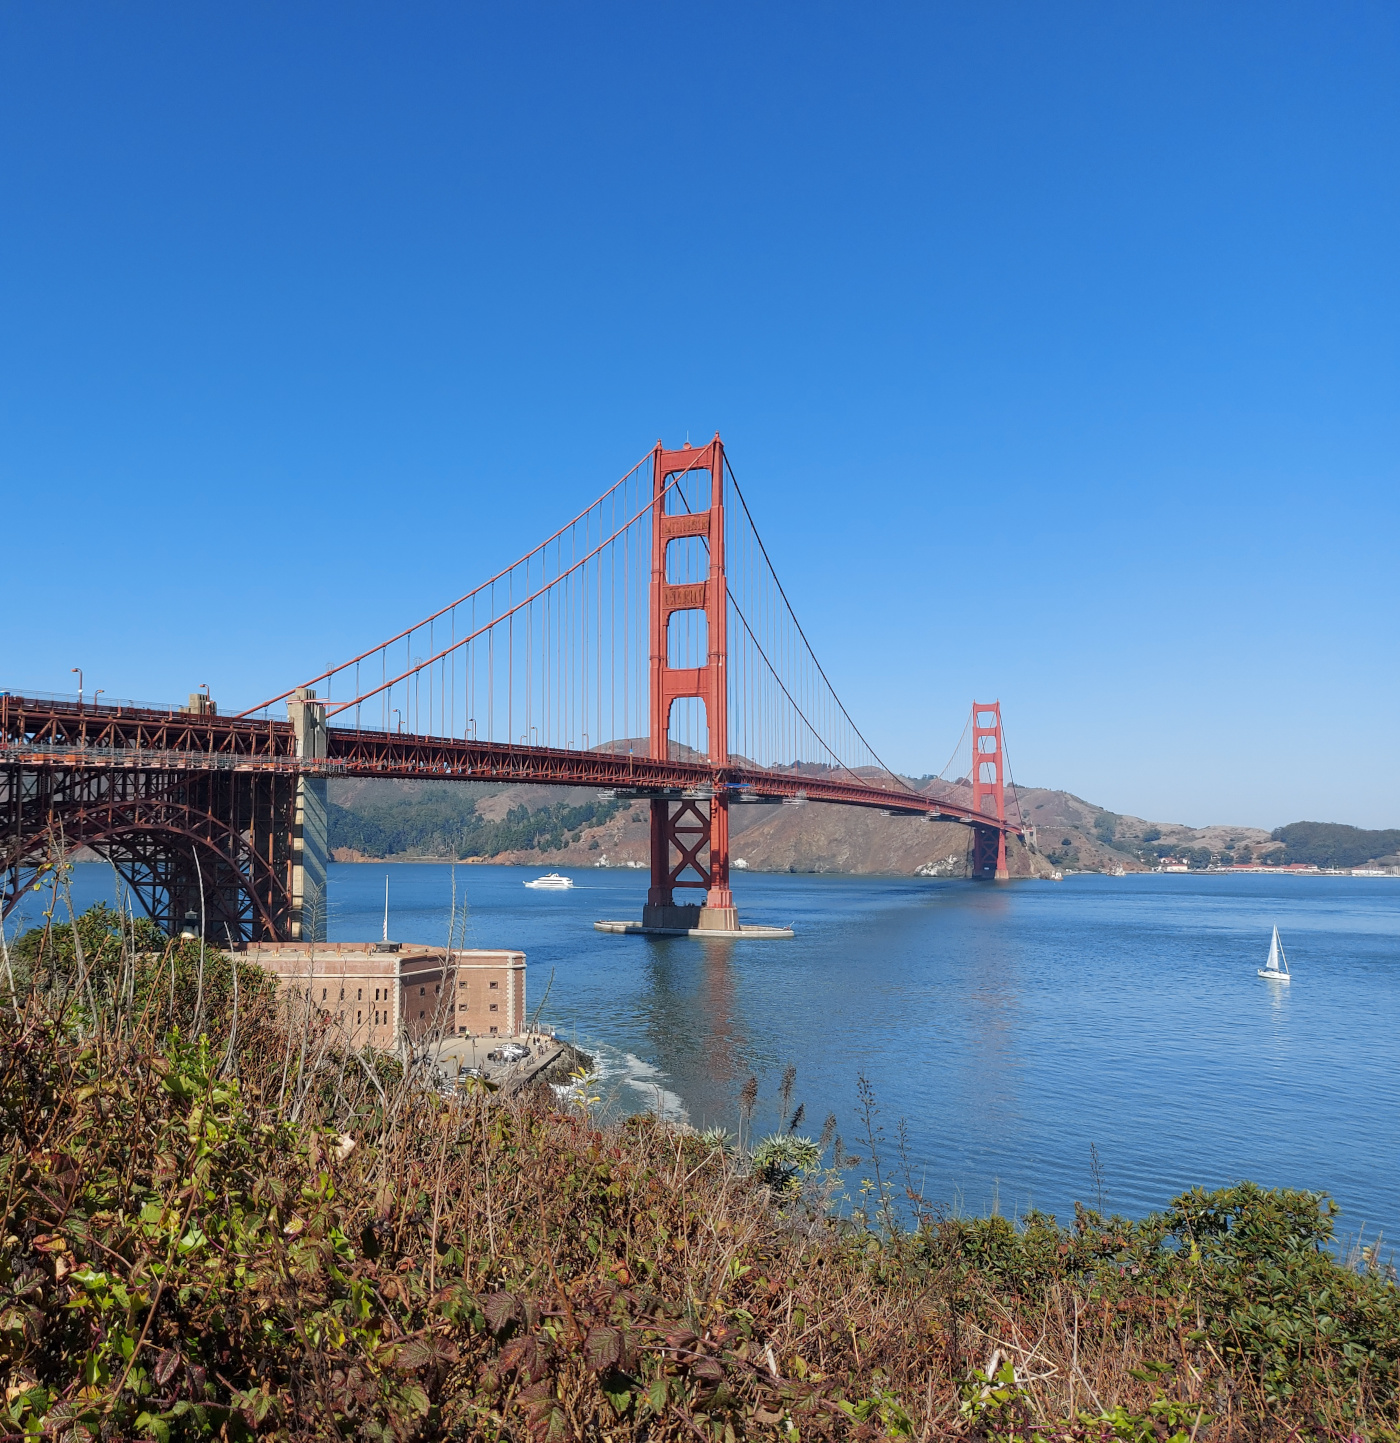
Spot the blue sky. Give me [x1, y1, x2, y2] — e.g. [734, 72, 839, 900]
[3, 3, 1396, 829]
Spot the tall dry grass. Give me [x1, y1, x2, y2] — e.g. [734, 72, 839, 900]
[1, 916, 1397, 1440]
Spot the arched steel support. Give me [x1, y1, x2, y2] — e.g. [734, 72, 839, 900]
[1, 765, 296, 943]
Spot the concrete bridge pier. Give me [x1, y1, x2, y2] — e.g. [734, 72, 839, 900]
[596, 791, 792, 940]
[289, 689, 328, 942]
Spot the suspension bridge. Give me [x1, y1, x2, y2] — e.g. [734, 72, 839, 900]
[2, 436, 1026, 943]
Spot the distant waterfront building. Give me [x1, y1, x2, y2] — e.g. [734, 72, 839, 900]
[248, 942, 526, 1047]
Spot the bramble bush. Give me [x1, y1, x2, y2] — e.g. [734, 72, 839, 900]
[2, 906, 1398, 1440]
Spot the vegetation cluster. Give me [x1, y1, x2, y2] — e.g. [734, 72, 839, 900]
[1269, 823, 1400, 870]
[2, 903, 1398, 1440]
[1044, 814, 1400, 874]
[327, 796, 622, 862]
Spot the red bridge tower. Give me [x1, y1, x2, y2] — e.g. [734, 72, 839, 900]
[644, 436, 739, 932]
[970, 700, 1010, 881]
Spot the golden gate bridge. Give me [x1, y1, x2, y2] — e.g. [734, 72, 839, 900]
[2, 436, 1025, 943]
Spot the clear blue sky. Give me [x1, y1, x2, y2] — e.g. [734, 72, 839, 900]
[3, 4, 1396, 829]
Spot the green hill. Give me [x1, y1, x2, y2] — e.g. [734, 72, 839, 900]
[1271, 821, 1400, 869]
[328, 791, 621, 860]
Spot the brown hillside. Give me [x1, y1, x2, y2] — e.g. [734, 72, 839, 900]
[327, 773, 1280, 878]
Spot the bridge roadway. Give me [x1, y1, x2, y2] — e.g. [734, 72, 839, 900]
[2, 693, 1020, 833]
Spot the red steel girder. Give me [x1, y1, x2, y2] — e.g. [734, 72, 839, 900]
[3, 696, 1024, 835]
[1, 694, 294, 760]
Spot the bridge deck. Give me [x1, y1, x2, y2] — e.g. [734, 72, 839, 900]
[1, 694, 1020, 835]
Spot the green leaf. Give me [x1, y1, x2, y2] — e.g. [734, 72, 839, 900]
[602, 1381, 633, 1415]
[647, 1377, 669, 1414]
[135, 1412, 171, 1443]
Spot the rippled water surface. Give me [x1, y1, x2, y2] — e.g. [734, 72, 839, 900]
[62, 862, 1400, 1237]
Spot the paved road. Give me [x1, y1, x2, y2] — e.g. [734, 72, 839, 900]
[423, 1032, 571, 1092]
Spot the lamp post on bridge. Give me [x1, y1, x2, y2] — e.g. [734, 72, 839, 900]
[71, 667, 83, 708]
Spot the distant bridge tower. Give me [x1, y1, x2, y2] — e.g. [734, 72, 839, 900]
[971, 700, 1009, 880]
[644, 435, 738, 932]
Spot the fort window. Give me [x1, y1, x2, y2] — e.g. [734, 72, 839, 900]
[489, 981, 498, 990]
[489, 1003, 498, 1012]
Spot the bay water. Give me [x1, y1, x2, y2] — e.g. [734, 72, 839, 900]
[56, 861, 1400, 1245]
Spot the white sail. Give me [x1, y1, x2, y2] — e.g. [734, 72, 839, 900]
[1259, 925, 1290, 980]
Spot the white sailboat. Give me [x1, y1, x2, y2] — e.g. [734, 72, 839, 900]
[1258, 925, 1291, 981]
[524, 872, 574, 890]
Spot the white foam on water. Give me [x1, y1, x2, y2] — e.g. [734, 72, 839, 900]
[582, 1042, 689, 1125]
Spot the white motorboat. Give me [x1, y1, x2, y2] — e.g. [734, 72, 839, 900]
[524, 872, 574, 890]
[1258, 925, 1291, 981]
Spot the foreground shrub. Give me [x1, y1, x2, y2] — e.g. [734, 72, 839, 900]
[0, 986, 1397, 1441]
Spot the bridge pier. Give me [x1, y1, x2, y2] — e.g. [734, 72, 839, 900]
[971, 825, 1009, 881]
[700, 790, 738, 931]
[640, 793, 741, 933]
[289, 689, 329, 942]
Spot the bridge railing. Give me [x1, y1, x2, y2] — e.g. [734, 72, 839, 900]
[0, 742, 341, 774]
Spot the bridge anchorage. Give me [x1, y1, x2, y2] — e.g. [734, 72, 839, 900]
[2, 435, 1026, 945]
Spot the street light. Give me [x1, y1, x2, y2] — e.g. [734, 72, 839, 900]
[93, 690, 104, 708]
[71, 667, 83, 706]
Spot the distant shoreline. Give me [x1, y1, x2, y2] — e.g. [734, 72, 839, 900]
[331, 854, 648, 869]
[1064, 868, 1400, 880]
[328, 856, 1399, 879]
